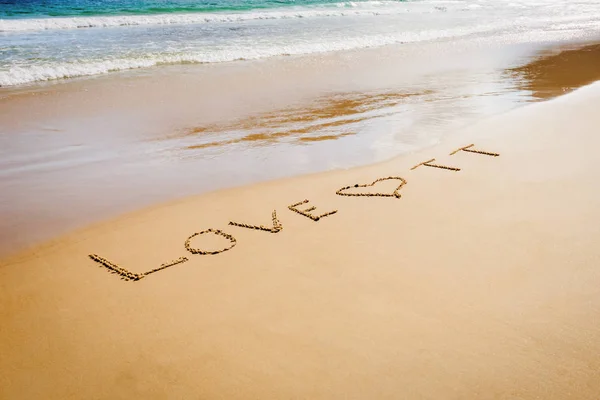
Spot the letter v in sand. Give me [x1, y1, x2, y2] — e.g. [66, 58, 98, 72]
[229, 210, 283, 233]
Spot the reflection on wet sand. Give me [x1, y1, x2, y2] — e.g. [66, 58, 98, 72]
[298, 132, 356, 142]
[186, 119, 361, 149]
[183, 90, 433, 149]
[509, 44, 600, 100]
[181, 43, 600, 153]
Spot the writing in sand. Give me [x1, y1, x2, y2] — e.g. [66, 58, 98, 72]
[89, 144, 499, 281]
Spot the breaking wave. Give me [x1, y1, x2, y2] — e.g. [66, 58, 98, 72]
[0, 2, 424, 32]
[0, 24, 501, 86]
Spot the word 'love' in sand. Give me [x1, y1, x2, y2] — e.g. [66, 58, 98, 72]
[89, 144, 499, 282]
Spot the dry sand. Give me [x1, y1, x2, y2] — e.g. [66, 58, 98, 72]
[2, 79, 600, 398]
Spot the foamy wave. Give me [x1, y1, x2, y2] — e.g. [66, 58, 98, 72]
[3, 7, 596, 87]
[0, 25, 494, 86]
[0, 2, 420, 32]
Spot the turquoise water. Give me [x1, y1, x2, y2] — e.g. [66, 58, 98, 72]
[1, 0, 599, 86]
[0, 0, 374, 18]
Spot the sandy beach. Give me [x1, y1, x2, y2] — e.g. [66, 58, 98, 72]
[2, 1, 600, 396]
[2, 75, 600, 398]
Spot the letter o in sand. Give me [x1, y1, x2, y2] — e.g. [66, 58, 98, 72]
[185, 229, 237, 255]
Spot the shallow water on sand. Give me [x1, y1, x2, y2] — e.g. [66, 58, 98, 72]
[1, 39, 600, 257]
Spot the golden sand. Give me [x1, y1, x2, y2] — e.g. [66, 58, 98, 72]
[1, 80, 600, 398]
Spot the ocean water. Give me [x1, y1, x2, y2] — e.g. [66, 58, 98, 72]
[1, 0, 599, 86]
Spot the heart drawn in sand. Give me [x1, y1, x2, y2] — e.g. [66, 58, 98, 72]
[336, 176, 407, 198]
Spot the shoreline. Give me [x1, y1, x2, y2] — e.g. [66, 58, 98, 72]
[2, 34, 599, 93]
[2, 38, 600, 258]
[2, 80, 600, 398]
[2, 78, 600, 267]
[1, 72, 597, 266]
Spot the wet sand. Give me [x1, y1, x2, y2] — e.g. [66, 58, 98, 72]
[2, 77, 600, 398]
[2, 38, 600, 257]
[509, 43, 600, 99]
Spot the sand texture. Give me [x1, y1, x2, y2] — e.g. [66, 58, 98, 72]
[2, 83, 600, 399]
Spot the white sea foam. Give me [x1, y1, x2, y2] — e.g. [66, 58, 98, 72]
[3, 10, 600, 88]
[0, 2, 424, 32]
[1, 0, 599, 86]
[0, 23, 502, 86]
